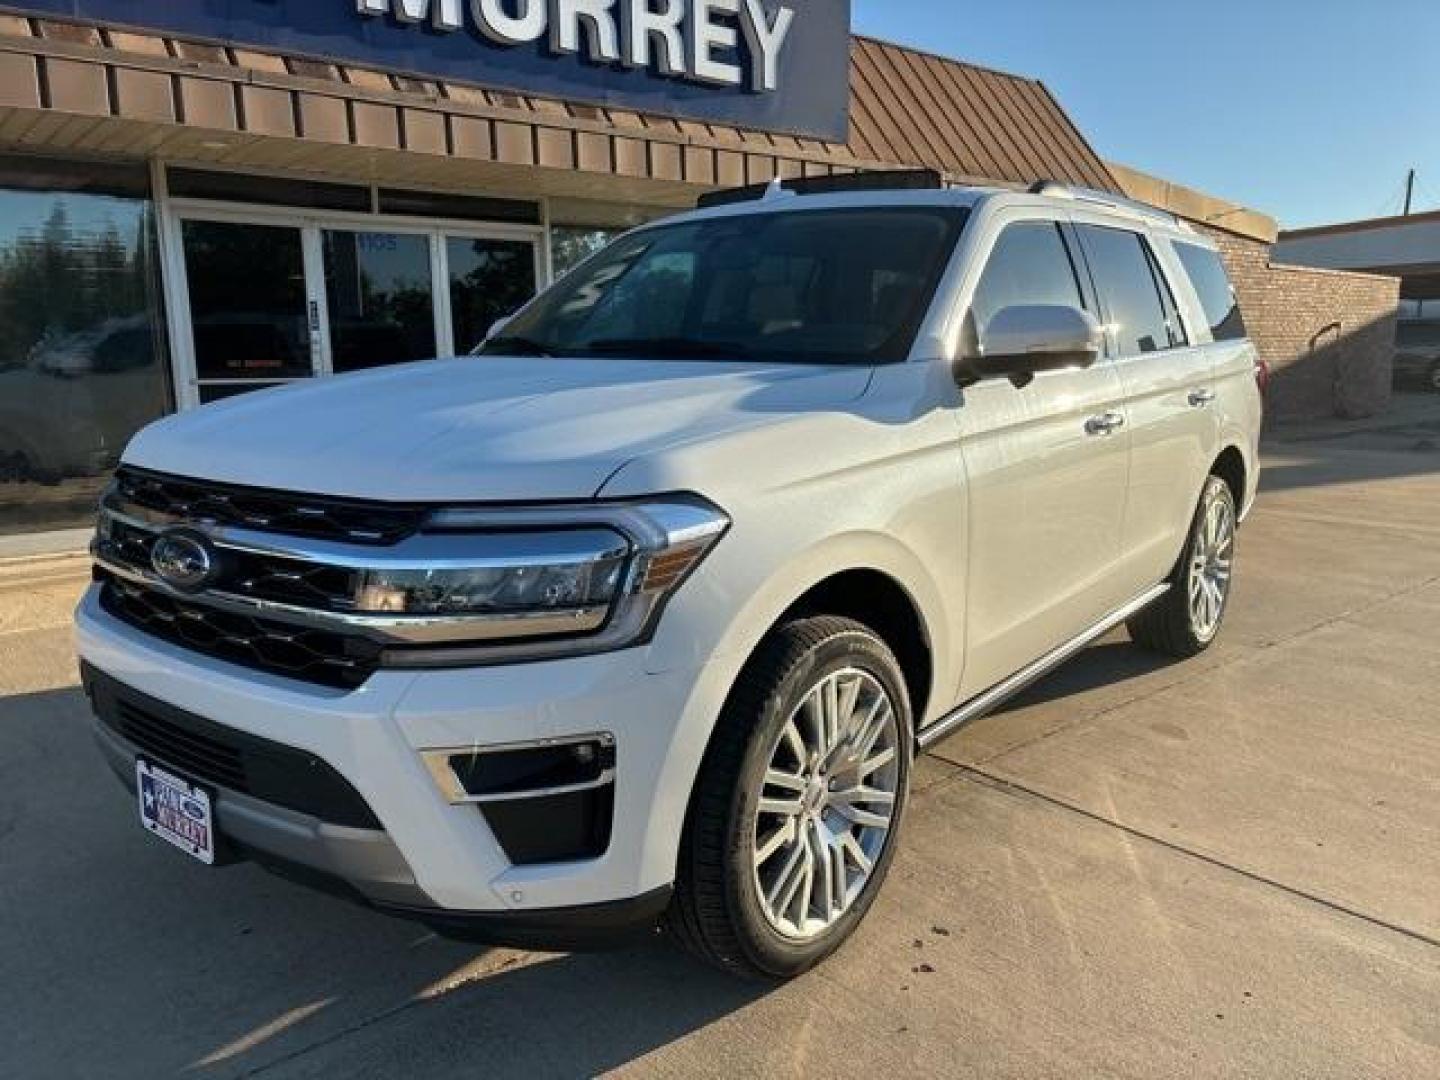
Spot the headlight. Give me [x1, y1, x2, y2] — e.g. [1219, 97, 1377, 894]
[377, 496, 730, 668]
[93, 483, 729, 669]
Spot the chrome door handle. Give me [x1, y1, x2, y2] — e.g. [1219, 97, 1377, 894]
[1085, 412, 1126, 437]
[1188, 388, 1217, 408]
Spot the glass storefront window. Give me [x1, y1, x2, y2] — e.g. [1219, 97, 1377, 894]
[551, 226, 624, 278]
[0, 172, 169, 536]
[182, 220, 311, 385]
[447, 237, 538, 354]
[323, 230, 437, 373]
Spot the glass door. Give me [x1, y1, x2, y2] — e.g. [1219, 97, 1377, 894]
[168, 207, 544, 407]
[321, 229, 438, 373]
[179, 219, 318, 404]
[445, 235, 540, 355]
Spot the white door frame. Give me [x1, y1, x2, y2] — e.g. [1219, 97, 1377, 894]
[154, 166, 545, 410]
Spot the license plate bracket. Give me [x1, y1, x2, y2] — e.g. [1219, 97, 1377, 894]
[136, 757, 216, 866]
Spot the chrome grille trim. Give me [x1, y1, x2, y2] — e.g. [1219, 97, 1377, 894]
[94, 543, 611, 646]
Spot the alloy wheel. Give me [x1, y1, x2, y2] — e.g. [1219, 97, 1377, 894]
[750, 668, 901, 941]
[1188, 493, 1235, 642]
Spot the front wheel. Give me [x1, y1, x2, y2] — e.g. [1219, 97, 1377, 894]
[666, 616, 913, 979]
[1128, 475, 1238, 658]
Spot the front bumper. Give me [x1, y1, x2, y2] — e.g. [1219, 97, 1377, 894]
[76, 584, 732, 930]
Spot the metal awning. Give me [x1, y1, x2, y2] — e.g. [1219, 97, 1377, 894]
[0, 13, 1116, 210]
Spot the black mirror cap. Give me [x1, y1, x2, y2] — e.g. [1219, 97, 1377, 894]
[954, 344, 1100, 391]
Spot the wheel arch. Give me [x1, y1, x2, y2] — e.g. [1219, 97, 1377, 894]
[777, 568, 935, 727]
[1211, 445, 1248, 512]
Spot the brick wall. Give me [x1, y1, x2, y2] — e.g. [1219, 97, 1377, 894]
[1202, 226, 1399, 421]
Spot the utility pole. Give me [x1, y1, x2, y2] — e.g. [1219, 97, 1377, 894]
[1404, 169, 1416, 216]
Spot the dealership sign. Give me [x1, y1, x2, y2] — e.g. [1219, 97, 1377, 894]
[7, 0, 852, 140]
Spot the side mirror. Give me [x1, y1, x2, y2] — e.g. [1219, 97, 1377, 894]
[486, 315, 513, 342]
[962, 304, 1103, 387]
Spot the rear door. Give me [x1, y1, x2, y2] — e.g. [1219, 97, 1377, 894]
[954, 214, 1132, 700]
[1073, 221, 1217, 595]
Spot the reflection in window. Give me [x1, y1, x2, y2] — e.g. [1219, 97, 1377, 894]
[1175, 242, 1247, 342]
[0, 181, 169, 535]
[448, 238, 537, 354]
[324, 231, 437, 373]
[551, 226, 624, 278]
[970, 221, 1085, 336]
[1077, 225, 1183, 355]
[182, 220, 310, 380]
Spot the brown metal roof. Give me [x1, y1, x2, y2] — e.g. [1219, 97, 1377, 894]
[0, 14, 1116, 200]
[847, 36, 1114, 190]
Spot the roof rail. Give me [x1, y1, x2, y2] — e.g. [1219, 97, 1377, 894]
[697, 168, 947, 210]
[1027, 179, 1192, 231]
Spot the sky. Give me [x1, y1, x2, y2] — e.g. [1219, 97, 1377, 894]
[852, 0, 1440, 229]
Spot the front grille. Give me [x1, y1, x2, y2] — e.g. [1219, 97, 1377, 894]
[115, 467, 427, 546]
[100, 573, 381, 690]
[101, 517, 360, 613]
[84, 663, 381, 830]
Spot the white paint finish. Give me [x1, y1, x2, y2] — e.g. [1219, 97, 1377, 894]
[82, 184, 1263, 921]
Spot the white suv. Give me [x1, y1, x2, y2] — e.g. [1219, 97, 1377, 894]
[77, 177, 1262, 978]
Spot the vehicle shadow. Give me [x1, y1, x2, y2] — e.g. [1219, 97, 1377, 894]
[0, 684, 768, 1080]
[990, 639, 1174, 715]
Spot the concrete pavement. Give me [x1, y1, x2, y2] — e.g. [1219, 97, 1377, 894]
[1, 403, 1437, 1078]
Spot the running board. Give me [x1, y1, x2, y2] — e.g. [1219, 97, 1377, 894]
[917, 583, 1171, 750]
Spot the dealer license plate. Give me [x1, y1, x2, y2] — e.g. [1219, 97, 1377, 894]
[136, 758, 216, 865]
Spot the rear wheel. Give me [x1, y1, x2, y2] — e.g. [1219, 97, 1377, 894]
[666, 616, 912, 979]
[1128, 475, 1237, 658]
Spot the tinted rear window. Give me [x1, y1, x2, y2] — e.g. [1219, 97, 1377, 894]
[1176, 243, 1247, 342]
[1077, 225, 1185, 355]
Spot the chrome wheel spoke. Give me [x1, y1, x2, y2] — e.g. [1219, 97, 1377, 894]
[751, 667, 902, 941]
[1187, 492, 1236, 639]
[765, 768, 807, 794]
[755, 819, 794, 867]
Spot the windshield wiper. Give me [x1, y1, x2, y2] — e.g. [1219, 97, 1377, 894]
[583, 337, 750, 359]
[478, 335, 555, 357]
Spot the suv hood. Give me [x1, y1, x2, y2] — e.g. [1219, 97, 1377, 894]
[124, 356, 874, 502]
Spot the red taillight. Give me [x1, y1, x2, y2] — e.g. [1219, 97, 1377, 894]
[1254, 357, 1271, 403]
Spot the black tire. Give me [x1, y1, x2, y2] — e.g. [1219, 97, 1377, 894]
[1127, 475, 1237, 658]
[665, 616, 913, 979]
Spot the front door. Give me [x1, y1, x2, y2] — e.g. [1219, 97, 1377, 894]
[169, 210, 541, 408]
[1072, 222, 1217, 596]
[955, 216, 1133, 700]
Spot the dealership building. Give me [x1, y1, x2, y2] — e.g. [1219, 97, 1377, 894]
[0, 1, 1396, 546]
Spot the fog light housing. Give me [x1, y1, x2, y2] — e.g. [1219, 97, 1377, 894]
[423, 736, 618, 865]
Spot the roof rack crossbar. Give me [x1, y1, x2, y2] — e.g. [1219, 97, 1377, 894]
[697, 168, 947, 210]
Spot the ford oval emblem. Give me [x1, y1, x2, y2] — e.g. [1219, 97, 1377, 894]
[151, 531, 215, 592]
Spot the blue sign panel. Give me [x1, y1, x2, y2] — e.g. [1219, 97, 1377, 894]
[6, 1, 851, 141]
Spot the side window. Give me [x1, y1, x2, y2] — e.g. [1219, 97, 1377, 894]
[1175, 242, 1247, 342]
[1077, 225, 1184, 356]
[970, 221, 1085, 337]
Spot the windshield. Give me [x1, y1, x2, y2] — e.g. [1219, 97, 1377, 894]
[478, 206, 969, 365]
